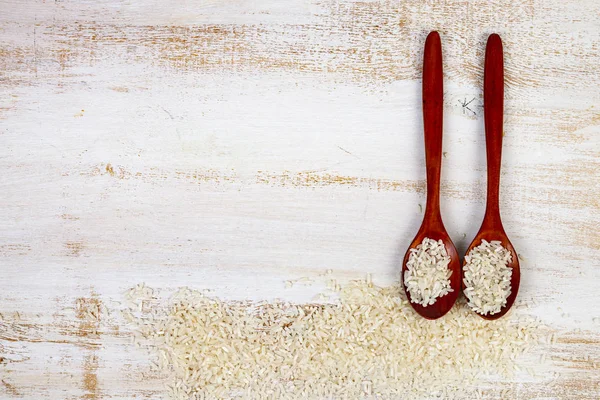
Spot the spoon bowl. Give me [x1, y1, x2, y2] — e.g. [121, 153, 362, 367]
[403, 226, 462, 320]
[401, 31, 461, 320]
[463, 225, 520, 320]
[462, 34, 521, 320]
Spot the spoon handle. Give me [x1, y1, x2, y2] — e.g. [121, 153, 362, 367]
[422, 31, 443, 223]
[483, 34, 504, 225]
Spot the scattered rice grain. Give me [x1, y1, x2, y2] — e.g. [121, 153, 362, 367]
[124, 278, 545, 400]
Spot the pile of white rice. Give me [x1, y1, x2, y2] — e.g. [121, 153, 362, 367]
[124, 278, 541, 400]
[404, 237, 453, 306]
[463, 240, 513, 315]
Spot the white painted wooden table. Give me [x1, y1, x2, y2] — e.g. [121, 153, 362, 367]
[1, 1, 599, 398]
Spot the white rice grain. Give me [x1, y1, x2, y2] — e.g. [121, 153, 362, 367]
[124, 278, 544, 400]
[404, 238, 453, 306]
[463, 240, 513, 315]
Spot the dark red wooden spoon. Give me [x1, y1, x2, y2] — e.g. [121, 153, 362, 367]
[462, 34, 521, 320]
[402, 31, 461, 320]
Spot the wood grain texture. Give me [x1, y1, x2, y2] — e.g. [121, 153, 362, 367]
[0, 0, 599, 398]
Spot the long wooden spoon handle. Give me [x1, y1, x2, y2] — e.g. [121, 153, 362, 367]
[484, 33, 504, 223]
[422, 31, 443, 222]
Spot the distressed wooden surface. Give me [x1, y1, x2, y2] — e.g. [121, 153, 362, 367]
[1, 0, 599, 399]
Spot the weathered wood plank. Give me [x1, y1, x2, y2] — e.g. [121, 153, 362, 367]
[1, 0, 599, 398]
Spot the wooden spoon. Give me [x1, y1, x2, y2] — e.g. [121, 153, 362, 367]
[462, 34, 521, 320]
[401, 31, 461, 320]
